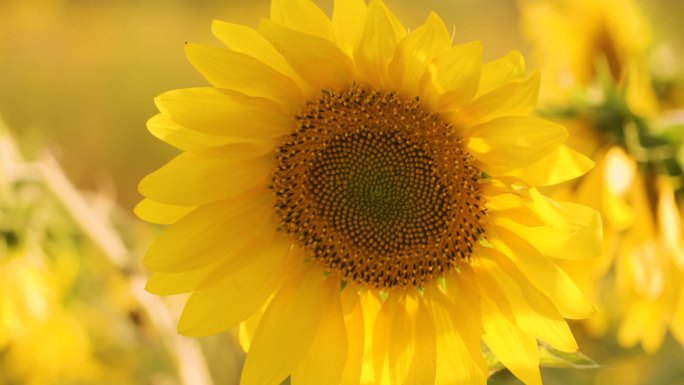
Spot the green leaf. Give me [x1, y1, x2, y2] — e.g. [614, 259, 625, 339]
[538, 343, 601, 369]
[483, 342, 506, 377]
[658, 123, 684, 144]
[485, 341, 601, 379]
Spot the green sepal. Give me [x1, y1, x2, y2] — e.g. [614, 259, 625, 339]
[484, 341, 601, 379]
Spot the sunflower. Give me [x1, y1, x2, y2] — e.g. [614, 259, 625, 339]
[615, 174, 684, 352]
[522, 0, 684, 352]
[520, 0, 658, 116]
[0, 252, 97, 385]
[137, 0, 602, 383]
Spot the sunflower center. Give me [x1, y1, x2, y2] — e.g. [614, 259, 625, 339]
[308, 130, 449, 254]
[271, 85, 487, 289]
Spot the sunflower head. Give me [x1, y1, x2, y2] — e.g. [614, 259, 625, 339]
[138, 1, 602, 384]
[271, 85, 487, 289]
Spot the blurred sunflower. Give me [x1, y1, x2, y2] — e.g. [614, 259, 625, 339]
[0, 251, 97, 385]
[522, 0, 684, 352]
[521, 0, 658, 116]
[0, 131, 99, 384]
[138, 0, 602, 383]
[614, 174, 684, 352]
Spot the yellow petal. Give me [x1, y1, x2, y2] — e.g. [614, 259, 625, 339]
[403, 298, 437, 385]
[145, 265, 216, 296]
[292, 276, 348, 385]
[388, 296, 413, 385]
[241, 267, 336, 385]
[185, 43, 303, 107]
[625, 61, 659, 118]
[477, 50, 526, 97]
[467, 116, 567, 174]
[239, 309, 264, 353]
[618, 300, 666, 353]
[354, 0, 407, 89]
[640, 306, 667, 354]
[134, 198, 194, 225]
[340, 287, 364, 385]
[657, 177, 684, 268]
[491, 208, 602, 261]
[139, 152, 271, 205]
[502, 144, 595, 186]
[259, 20, 354, 91]
[148, 111, 279, 159]
[196, 141, 278, 160]
[146, 113, 239, 154]
[149, 118, 277, 159]
[372, 295, 397, 384]
[457, 72, 540, 127]
[211, 20, 309, 92]
[270, 0, 333, 40]
[143, 192, 274, 272]
[387, 12, 451, 97]
[428, 286, 487, 385]
[178, 234, 291, 337]
[444, 270, 485, 344]
[479, 250, 578, 352]
[486, 193, 523, 212]
[488, 227, 596, 318]
[420, 41, 483, 111]
[358, 292, 383, 384]
[155, 87, 292, 139]
[332, 0, 367, 57]
[145, 264, 215, 295]
[481, 294, 542, 385]
[517, 188, 603, 260]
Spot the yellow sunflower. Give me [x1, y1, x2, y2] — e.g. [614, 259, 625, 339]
[0, 252, 97, 385]
[562, 155, 684, 352]
[615, 174, 684, 353]
[137, 1, 602, 384]
[523, 0, 684, 353]
[521, 0, 658, 116]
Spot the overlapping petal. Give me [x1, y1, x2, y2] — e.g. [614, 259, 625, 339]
[241, 268, 338, 385]
[270, 0, 333, 40]
[259, 20, 355, 90]
[143, 192, 274, 272]
[467, 116, 568, 174]
[456, 72, 540, 126]
[178, 234, 290, 336]
[139, 153, 272, 205]
[185, 44, 304, 108]
[354, 0, 406, 88]
[420, 41, 483, 111]
[388, 12, 451, 98]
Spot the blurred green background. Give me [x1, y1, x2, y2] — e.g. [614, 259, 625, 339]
[2, 0, 684, 384]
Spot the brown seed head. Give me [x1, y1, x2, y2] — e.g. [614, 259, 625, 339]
[271, 85, 486, 289]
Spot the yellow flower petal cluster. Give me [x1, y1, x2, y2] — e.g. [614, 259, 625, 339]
[559, 147, 684, 351]
[0, 252, 97, 384]
[521, 0, 657, 115]
[523, 0, 684, 353]
[138, 1, 602, 383]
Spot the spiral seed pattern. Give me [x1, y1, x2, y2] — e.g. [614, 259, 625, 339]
[271, 85, 486, 289]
